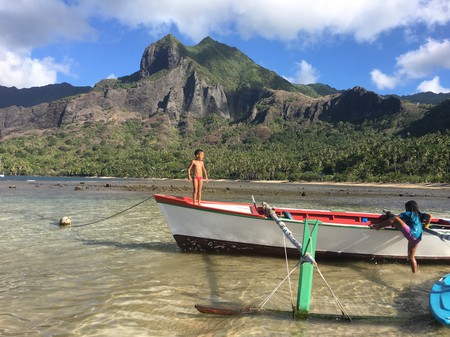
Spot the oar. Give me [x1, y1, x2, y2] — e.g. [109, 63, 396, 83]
[195, 304, 260, 315]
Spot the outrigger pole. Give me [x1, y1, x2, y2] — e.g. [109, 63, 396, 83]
[196, 201, 350, 320]
[262, 203, 319, 318]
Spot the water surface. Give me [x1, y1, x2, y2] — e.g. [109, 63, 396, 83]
[0, 177, 449, 336]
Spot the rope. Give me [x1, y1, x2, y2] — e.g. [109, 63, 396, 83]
[255, 252, 316, 311]
[71, 195, 154, 227]
[315, 265, 352, 322]
[261, 201, 351, 320]
[257, 260, 301, 310]
[283, 232, 295, 307]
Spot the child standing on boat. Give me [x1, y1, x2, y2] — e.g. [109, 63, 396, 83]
[370, 200, 431, 273]
[187, 149, 209, 205]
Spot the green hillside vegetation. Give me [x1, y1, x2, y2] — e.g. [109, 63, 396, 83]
[401, 92, 450, 105]
[185, 37, 297, 92]
[402, 99, 450, 136]
[293, 83, 341, 97]
[0, 116, 448, 183]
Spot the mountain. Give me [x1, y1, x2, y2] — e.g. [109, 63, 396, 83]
[400, 92, 450, 105]
[402, 99, 450, 136]
[0, 82, 91, 109]
[0, 34, 447, 140]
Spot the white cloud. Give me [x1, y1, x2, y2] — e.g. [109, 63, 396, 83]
[78, 0, 450, 43]
[397, 38, 450, 78]
[1, 0, 450, 88]
[0, 0, 94, 88]
[0, 48, 71, 88]
[370, 69, 400, 90]
[371, 38, 450, 91]
[287, 60, 319, 84]
[0, 0, 95, 50]
[417, 76, 450, 93]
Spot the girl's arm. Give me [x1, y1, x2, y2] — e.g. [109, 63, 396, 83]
[422, 213, 432, 228]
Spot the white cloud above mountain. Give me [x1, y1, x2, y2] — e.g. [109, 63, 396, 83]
[0, 0, 449, 92]
[371, 38, 450, 92]
[286, 60, 319, 84]
[417, 76, 450, 93]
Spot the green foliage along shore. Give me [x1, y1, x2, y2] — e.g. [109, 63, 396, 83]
[0, 116, 449, 183]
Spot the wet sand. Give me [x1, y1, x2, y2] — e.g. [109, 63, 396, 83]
[116, 179, 450, 214]
[3, 178, 449, 205]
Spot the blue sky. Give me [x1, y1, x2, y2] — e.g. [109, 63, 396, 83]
[1, 0, 450, 96]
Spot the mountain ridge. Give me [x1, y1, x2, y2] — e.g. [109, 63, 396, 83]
[0, 82, 91, 109]
[0, 34, 448, 141]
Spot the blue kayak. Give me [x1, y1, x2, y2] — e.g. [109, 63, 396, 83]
[430, 273, 450, 327]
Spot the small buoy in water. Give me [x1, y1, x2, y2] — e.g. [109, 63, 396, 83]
[59, 216, 72, 226]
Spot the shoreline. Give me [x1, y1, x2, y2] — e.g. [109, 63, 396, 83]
[2, 177, 449, 199]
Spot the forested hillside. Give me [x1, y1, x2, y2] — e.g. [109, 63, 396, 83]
[0, 116, 448, 183]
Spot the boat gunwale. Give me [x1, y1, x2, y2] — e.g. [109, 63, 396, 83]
[154, 194, 449, 230]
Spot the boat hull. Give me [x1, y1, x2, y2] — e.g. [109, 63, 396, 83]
[155, 194, 450, 261]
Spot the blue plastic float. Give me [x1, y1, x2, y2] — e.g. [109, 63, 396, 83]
[430, 273, 450, 327]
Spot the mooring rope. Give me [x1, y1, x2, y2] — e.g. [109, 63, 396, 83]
[315, 265, 352, 322]
[71, 195, 154, 227]
[261, 201, 352, 321]
[257, 260, 301, 310]
[283, 233, 295, 307]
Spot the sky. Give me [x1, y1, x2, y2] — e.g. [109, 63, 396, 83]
[1, 0, 450, 96]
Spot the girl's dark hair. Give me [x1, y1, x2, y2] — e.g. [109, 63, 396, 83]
[194, 149, 203, 156]
[405, 200, 419, 214]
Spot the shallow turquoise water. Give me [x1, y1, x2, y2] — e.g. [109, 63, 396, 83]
[0, 177, 449, 336]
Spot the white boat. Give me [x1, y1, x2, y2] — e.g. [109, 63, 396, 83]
[154, 194, 450, 261]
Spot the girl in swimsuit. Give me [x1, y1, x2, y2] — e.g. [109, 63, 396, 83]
[370, 200, 431, 273]
[187, 149, 209, 205]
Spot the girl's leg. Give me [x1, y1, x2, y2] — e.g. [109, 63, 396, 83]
[371, 216, 397, 230]
[372, 216, 420, 272]
[408, 241, 419, 273]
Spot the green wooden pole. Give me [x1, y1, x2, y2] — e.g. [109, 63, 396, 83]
[295, 219, 319, 319]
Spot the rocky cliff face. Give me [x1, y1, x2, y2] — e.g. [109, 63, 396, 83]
[139, 35, 186, 77]
[321, 86, 402, 123]
[248, 86, 403, 125]
[0, 35, 407, 140]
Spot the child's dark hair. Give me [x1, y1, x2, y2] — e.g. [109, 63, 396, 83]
[194, 149, 203, 156]
[405, 200, 419, 214]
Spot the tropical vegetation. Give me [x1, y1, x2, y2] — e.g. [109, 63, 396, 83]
[0, 115, 449, 183]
